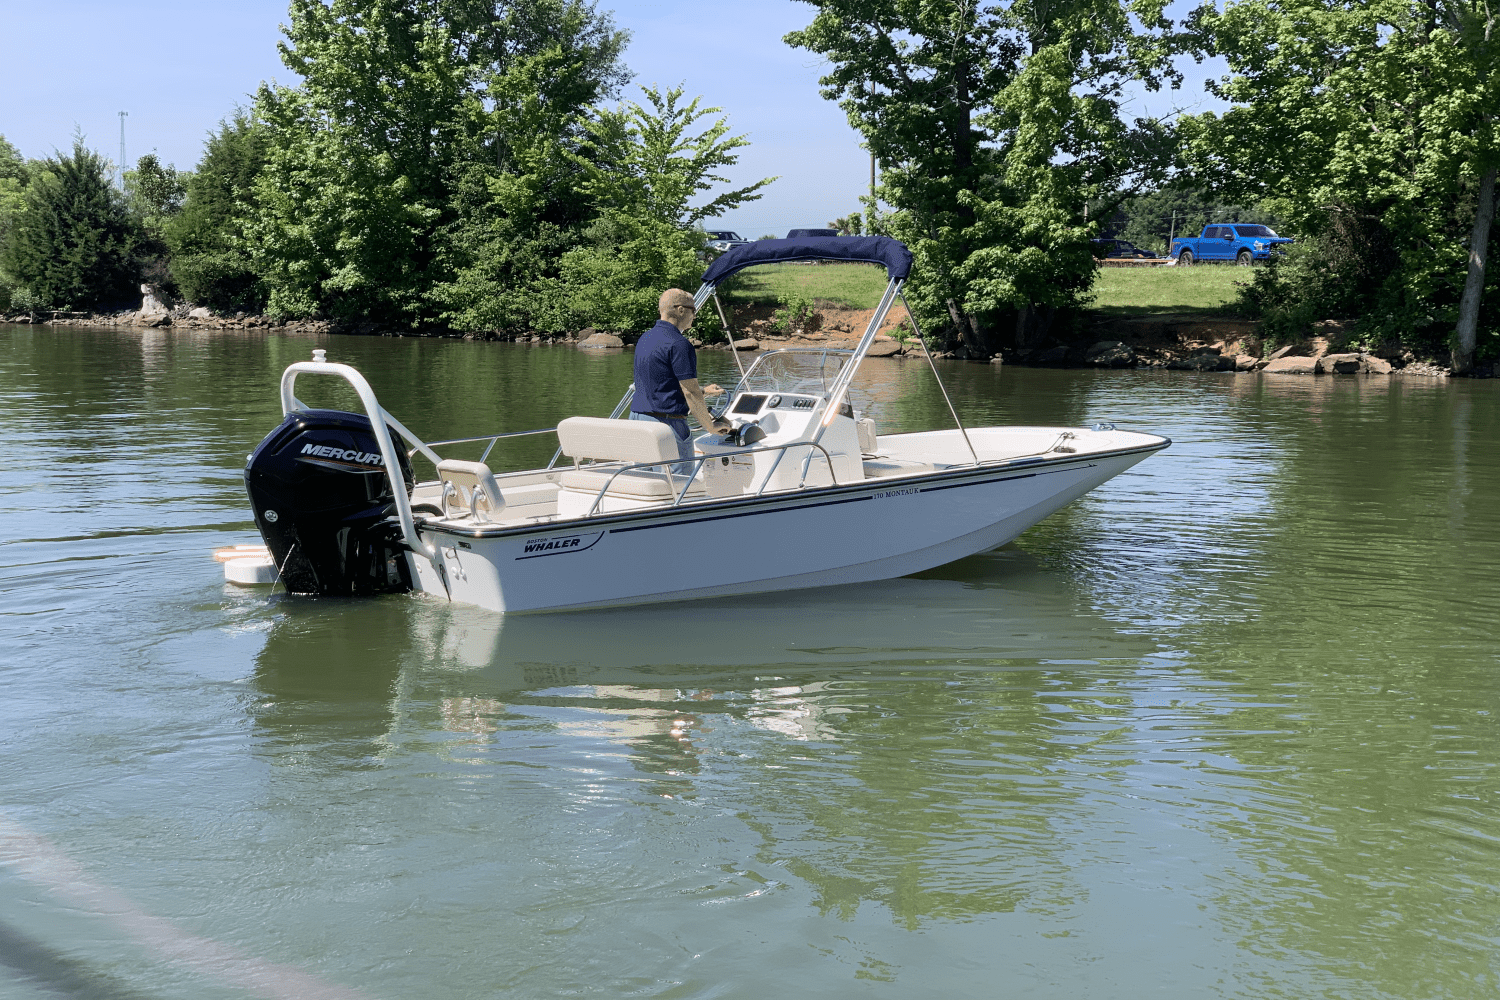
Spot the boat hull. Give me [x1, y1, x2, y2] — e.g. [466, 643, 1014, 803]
[406, 445, 1158, 613]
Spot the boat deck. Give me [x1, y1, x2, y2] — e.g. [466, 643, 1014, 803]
[411, 425, 1151, 533]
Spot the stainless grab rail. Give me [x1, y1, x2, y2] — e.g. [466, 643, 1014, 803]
[411, 426, 561, 462]
[582, 439, 842, 517]
[279, 359, 437, 561]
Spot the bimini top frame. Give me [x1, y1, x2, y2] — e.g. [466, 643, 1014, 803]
[691, 235, 977, 466]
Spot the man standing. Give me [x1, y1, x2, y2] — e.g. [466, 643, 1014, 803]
[630, 288, 731, 471]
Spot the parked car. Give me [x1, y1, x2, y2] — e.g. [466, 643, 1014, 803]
[1170, 224, 1293, 266]
[786, 228, 839, 239]
[1091, 238, 1160, 259]
[705, 230, 750, 253]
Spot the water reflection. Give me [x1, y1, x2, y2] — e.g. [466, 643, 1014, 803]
[249, 551, 1164, 933]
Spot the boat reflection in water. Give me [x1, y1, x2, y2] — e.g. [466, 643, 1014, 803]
[248, 548, 1162, 938]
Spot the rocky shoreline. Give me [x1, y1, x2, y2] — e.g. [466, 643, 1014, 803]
[6, 303, 1485, 378]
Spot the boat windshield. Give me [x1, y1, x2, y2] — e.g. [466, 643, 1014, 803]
[737, 348, 853, 396]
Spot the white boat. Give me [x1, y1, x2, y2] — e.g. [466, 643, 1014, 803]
[241, 236, 1168, 612]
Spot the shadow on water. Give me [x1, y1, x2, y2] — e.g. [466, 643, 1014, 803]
[0, 919, 153, 1000]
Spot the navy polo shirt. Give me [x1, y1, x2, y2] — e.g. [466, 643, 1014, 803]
[630, 320, 697, 415]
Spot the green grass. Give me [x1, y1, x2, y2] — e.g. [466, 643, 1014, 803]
[716, 259, 1251, 318]
[1090, 264, 1251, 316]
[719, 262, 890, 309]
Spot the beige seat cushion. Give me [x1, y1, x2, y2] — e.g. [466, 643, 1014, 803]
[558, 467, 705, 498]
[556, 416, 680, 464]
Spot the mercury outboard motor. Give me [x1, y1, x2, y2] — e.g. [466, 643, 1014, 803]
[245, 409, 415, 596]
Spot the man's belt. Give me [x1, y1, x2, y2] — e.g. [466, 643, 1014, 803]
[641, 411, 688, 420]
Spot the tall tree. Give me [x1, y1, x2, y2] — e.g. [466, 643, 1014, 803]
[786, 0, 1187, 356]
[1186, 0, 1500, 369]
[547, 84, 776, 333]
[167, 113, 271, 311]
[249, 0, 628, 326]
[249, 0, 475, 322]
[0, 134, 30, 311]
[430, 0, 630, 332]
[1, 139, 139, 310]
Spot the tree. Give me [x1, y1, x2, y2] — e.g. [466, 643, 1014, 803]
[124, 154, 186, 234]
[122, 153, 188, 296]
[786, 0, 1189, 356]
[167, 113, 271, 312]
[0, 134, 31, 310]
[430, 0, 631, 333]
[548, 84, 776, 333]
[249, 0, 631, 327]
[248, 0, 475, 322]
[1, 139, 139, 310]
[1186, 0, 1500, 368]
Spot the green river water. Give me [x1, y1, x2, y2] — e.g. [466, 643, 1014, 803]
[1, 323, 1497, 999]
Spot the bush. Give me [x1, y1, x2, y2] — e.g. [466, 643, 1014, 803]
[771, 294, 817, 333]
[167, 114, 268, 312]
[0, 140, 140, 311]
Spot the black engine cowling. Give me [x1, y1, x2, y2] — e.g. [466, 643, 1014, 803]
[245, 409, 415, 596]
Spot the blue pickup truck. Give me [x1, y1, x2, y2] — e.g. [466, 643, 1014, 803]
[1170, 224, 1292, 266]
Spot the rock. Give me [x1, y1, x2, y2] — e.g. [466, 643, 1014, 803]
[1086, 341, 1135, 368]
[139, 283, 170, 315]
[579, 331, 625, 349]
[1262, 355, 1318, 374]
[576, 327, 597, 341]
[1266, 345, 1297, 362]
[1317, 352, 1362, 374]
[989, 355, 1005, 365]
[1035, 345, 1070, 365]
[732, 338, 759, 351]
[1317, 352, 1393, 374]
[1234, 354, 1259, 371]
[865, 340, 901, 357]
[1168, 352, 1231, 371]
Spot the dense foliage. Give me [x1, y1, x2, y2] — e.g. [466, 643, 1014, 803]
[1184, 0, 1499, 367]
[0, 141, 140, 311]
[166, 114, 270, 312]
[786, 0, 1189, 356]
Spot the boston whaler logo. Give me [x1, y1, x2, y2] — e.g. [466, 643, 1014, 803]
[297, 442, 383, 468]
[517, 530, 604, 559]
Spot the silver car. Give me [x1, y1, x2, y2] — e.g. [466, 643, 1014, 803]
[705, 230, 750, 253]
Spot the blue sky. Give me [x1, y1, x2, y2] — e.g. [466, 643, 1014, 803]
[2, 1, 1228, 237]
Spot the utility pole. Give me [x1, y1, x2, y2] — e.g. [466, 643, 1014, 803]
[118, 111, 128, 189]
[867, 79, 877, 211]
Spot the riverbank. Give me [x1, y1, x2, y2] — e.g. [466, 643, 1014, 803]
[6, 302, 1484, 377]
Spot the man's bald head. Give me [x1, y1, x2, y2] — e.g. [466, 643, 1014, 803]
[658, 288, 696, 329]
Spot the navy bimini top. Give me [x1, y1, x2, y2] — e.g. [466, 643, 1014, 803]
[631, 320, 696, 415]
